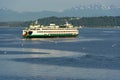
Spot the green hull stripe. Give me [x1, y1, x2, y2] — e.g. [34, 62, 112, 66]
[23, 34, 78, 38]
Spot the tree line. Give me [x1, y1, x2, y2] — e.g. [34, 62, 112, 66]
[0, 16, 120, 28]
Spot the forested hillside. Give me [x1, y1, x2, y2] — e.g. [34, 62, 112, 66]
[0, 16, 120, 28]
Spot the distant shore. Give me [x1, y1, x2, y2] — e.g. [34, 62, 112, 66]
[0, 16, 120, 28]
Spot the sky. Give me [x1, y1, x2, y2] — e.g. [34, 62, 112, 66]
[0, 0, 120, 12]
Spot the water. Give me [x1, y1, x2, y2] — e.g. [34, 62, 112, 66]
[0, 27, 120, 80]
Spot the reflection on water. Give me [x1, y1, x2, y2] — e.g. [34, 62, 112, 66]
[22, 37, 103, 43]
[0, 47, 85, 59]
[0, 27, 120, 80]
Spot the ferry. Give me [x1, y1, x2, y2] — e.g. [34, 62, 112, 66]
[22, 21, 79, 38]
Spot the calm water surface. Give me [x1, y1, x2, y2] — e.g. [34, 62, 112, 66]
[0, 27, 120, 80]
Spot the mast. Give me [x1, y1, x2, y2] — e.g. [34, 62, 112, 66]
[35, 20, 38, 24]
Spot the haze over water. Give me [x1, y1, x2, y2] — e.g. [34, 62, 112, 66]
[0, 27, 120, 80]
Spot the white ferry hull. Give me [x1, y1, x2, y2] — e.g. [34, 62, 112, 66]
[22, 30, 79, 38]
